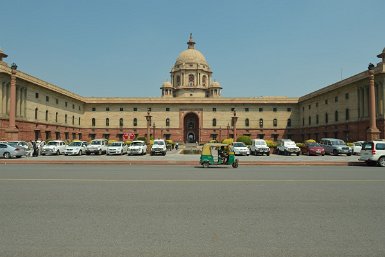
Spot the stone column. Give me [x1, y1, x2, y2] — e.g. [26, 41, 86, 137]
[367, 64, 380, 140]
[232, 109, 238, 141]
[145, 109, 152, 153]
[5, 63, 19, 140]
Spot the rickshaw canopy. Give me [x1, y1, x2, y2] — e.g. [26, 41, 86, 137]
[201, 143, 230, 155]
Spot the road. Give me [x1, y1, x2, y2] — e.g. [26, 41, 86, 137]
[1, 165, 384, 257]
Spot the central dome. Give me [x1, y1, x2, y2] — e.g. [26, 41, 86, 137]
[174, 34, 208, 66]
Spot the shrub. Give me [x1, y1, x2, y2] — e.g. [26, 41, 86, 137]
[296, 143, 305, 148]
[137, 136, 146, 142]
[236, 135, 252, 145]
[265, 139, 277, 148]
[305, 139, 316, 143]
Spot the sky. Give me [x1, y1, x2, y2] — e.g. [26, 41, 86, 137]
[1, 0, 385, 98]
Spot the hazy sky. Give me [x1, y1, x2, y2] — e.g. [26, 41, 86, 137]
[1, 0, 385, 98]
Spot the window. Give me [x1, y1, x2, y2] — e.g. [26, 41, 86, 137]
[78, 117, 81, 126]
[287, 108, 292, 112]
[176, 75, 181, 86]
[92, 107, 96, 111]
[188, 74, 194, 86]
[308, 116, 311, 125]
[316, 102, 319, 107]
[345, 108, 350, 121]
[287, 119, 292, 127]
[55, 112, 58, 122]
[106, 118, 110, 127]
[212, 108, 216, 112]
[335, 111, 339, 122]
[166, 108, 170, 112]
[133, 107, 137, 111]
[92, 118, 96, 127]
[308, 105, 311, 110]
[119, 118, 123, 127]
[46, 96, 49, 102]
[245, 118, 249, 127]
[259, 108, 263, 112]
[65, 114, 67, 124]
[273, 108, 277, 112]
[120, 107, 123, 111]
[325, 99, 328, 105]
[45, 110, 48, 121]
[345, 93, 349, 100]
[72, 104, 75, 109]
[259, 118, 263, 128]
[35, 93, 39, 98]
[166, 118, 170, 127]
[202, 75, 207, 86]
[148, 108, 151, 112]
[65, 102, 68, 107]
[35, 108, 38, 119]
[316, 114, 319, 124]
[231, 108, 235, 111]
[56, 98, 59, 104]
[302, 118, 305, 126]
[106, 107, 110, 111]
[72, 116, 75, 125]
[325, 113, 329, 124]
[133, 118, 137, 127]
[245, 108, 249, 112]
[335, 96, 338, 102]
[212, 118, 217, 127]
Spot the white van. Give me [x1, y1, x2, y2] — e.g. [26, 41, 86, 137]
[86, 139, 108, 155]
[250, 139, 270, 156]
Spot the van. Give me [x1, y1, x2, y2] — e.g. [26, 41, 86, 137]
[319, 138, 352, 156]
[359, 140, 385, 166]
[250, 139, 270, 156]
[85, 139, 108, 155]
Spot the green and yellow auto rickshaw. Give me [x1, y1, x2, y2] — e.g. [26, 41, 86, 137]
[200, 143, 239, 168]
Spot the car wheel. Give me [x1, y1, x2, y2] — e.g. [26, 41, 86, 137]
[56, 150, 60, 155]
[333, 149, 338, 156]
[3, 152, 11, 159]
[347, 153, 352, 156]
[296, 152, 300, 156]
[267, 152, 270, 156]
[378, 156, 385, 167]
[86, 152, 90, 155]
[78, 150, 82, 156]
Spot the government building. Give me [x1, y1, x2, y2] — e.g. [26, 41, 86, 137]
[1, 35, 385, 143]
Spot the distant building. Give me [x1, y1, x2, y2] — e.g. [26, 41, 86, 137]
[1, 35, 384, 143]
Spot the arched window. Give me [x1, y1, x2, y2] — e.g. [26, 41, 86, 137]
[188, 74, 194, 86]
[202, 75, 207, 86]
[259, 118, 263, 128]
[287, 119, 292, 127]
[273, 118, 277, 127]
[119, 118, 124, 127]
[106, 118, 109, 127]
[35, 108, 38, 120]
[176, 75, 181, 86]
[335, 111, 339, 122]
[245, 118, 249, 127]
[92, 118, 95, 127]
[78, 117, 81, 126]
[212, 118, 217, 127]
[166, 118, 170, 127]
[133, 118, 137, 127]
[45, 110, 48, 121]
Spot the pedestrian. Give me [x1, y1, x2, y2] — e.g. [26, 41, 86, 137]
[175, 142, 179, 150]
[32, 141, 39, 157]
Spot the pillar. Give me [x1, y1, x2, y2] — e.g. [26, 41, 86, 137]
[5, 63, 19, 140]
[367, 64, 380, 140]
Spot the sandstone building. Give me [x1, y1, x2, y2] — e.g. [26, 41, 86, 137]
[1, 35, 384, 143]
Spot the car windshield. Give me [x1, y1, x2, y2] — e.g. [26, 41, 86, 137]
[131, 142, 144, 146]
[69, 142, 82, 146]
[362, 142, 373, 150]
[109, 142, 122, 146]
[91, 141, 102, 145]
[308, 143, 320, 147]
[331, 140, 345, 145]
[154, 141, 164, 145]
[7, 142, 17, 147]
[47, 141, 59, 146]
[285, 141, 296, 146]
[256, 141, 266, 145]
[234, 142, 246, 147]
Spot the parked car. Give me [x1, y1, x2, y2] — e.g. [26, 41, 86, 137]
[359, 140, 385, 166]
[276, 139, 301, 156]
[151, 139, 167, 156]
[86, 139, 108, 155]
[127, 140, 147, 155]
[7, 140, 29, 151]
[302, 142, 325, 156]
[232, 142, 250, 156]
[64, 140, 88, 156]
[41, 140, 67, 155]
[0, 143, 26, 158]
[250, 139, 270, 156]
[352, 141, 365, 155]
[319, 138, 352, 156]
[107, 141, 128, 155]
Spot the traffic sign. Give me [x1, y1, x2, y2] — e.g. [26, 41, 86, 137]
[129, 133, 135, 140]
[123, 133, 128, 140]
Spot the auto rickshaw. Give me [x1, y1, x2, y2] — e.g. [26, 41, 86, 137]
[200, 143, 239, 168]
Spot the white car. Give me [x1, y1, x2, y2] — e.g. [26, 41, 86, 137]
[276, 139, 301, 156]
[64, 141, 88, 156]
[359, 140, 385, 166]
[250, 139, 270, 156]
[127, 140, 147, 155]
[151, 139, 167, 156]
[107, 141, 128, 155]
[232, 142, 250, 156]
[41, 140, 66, 155]
[86, 139, 108, 155]
[352, 141, 364, 155]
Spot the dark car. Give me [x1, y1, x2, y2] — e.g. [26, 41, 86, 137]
[302, 142, 325, 156]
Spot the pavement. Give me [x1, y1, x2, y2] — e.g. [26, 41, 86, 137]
[0, 148, 366, 166]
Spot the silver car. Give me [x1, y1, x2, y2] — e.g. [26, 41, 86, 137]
[0, 143, 26, 158]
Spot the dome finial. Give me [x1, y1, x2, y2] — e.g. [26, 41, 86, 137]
[187, 33, 195, 49]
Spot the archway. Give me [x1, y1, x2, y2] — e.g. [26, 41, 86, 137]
[183, 112, 199, 143]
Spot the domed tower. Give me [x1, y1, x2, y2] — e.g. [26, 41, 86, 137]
[164, 34, 221, 98]
[160, 81, 173, 98]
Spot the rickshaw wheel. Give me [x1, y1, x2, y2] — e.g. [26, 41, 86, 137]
[232, 159, 239, 168]
[202, 162, 210, 168]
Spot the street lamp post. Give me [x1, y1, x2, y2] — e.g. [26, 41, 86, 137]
[145, 108, 152, 150]
[232, 109, 238, 141]
[367, 63, 380, 140]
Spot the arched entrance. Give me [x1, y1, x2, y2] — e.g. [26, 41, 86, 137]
[184, 112, 199, 143]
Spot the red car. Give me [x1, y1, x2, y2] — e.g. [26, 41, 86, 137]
[302, 142, 325, 156]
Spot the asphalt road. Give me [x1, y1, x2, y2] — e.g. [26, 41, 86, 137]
[1, 165, 384, 257]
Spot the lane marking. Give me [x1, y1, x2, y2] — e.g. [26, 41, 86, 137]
[0, 179, 385, 182]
